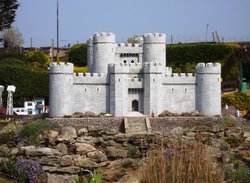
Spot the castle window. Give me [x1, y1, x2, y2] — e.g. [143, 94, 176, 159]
[184, 88, 187, 92]
[118, 78, 120, 82]
[97, 88, 99, 92]
[124, 60, 127, 64]
[85, 88, 87, 92]
[171, 88, 174, 92]
[153, 78, 155, 82]
[131, 60, 134, 63]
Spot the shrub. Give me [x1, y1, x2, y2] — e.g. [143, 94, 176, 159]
[127, 144, 139, 158]
[25, 50, 50, 65]
[140, 140, 224, 183]
[74, 169, 102, 183]
[74, 66, 88, 73]
[222, 92, 250, 111]
[19, 119, 58, 146]
[68, 44, 87, 67]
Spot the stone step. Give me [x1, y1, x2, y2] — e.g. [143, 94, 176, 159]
[125, 117, 148, 134]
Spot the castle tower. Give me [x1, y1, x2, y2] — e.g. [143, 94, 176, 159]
[87, 37, 93, 73]
[143, 62, 164, 116]
[92, 32, 116, 73]
[143, 33, 166, 66]
[49, 62, 74, 117]
[196, 63, 221, 116]
[109, 64, 128, 116]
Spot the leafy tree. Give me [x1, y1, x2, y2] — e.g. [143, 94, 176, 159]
[25, 50, 50, 65]
[0, 27, 24, 51]
[127, 35, 143, 44]
[0, 0, 19, 31]
[68, 44, 87, 67]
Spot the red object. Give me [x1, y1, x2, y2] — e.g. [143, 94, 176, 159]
[0, 108, 7, 114]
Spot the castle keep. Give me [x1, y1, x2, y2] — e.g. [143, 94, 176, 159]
[49, 33, 221, 117]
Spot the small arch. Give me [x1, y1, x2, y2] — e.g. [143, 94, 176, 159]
[132, 100, 139, 111]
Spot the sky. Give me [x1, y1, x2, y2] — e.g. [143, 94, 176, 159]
[13, 0, 250, 47]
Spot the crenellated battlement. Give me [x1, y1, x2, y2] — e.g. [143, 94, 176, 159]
[143, 33, 166, 44]
[162, 72, 196, 84]
[74, 72, 109, 84]
[118, 43, 141, 47]
[196, 62, 221, 74]
[92, 32, 115, 43]
[49, 62, 74, 74]
[128, 78, 143, 88]
[108, 63, 143, 73]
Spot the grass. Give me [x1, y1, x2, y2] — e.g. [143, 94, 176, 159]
[140, 140, 224, 183]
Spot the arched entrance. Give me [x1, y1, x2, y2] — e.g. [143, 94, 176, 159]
[132, 100, 139, 111]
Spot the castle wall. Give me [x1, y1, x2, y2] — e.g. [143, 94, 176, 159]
[72, 73, 110, 114]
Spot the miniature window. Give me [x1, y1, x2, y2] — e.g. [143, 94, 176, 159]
[171, 88, 174, 92]
[97, 88, 99, 92]
[21, 109, 24, 112]
[124, 60, 127, 64]
[184, 88, 187, 92]
[131, 60, 134, 63]
[85, 88, 87, 92]
[27, 103, 32, 106]
[16, 109, 20, 112]
[118, 78, 120, 82]
[153, 78, 155, 82]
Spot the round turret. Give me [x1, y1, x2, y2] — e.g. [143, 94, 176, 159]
[143, 33, 166, 67]
[195, 63, 221, 116]
[49, 62, 74, 117]
[92, 32, 116, 73]
[87, 37, 93, 72]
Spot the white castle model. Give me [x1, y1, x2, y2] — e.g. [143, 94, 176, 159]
[49, 32, 221, 117]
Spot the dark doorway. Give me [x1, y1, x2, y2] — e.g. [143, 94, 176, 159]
[132, 100, 139, 111]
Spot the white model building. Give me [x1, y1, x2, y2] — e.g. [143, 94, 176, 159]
[49, 32, 221, 117]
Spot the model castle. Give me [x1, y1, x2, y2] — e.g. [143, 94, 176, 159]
[49, 32, 221, 117]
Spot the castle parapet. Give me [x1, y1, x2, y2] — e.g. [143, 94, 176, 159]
[143, 33, 166, 44]
[74, 72, 109, 84]
[143, 62, 164, 73]
[93, 32, 115, 43]
[162, 72, 195, 84]
[116, 43, 142, 53]
[49, 62, 74, 74]
[196, 62, 221, 74]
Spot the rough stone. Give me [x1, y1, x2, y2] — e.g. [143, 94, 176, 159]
[84, 111, 96, 117]
[76, 136, 94, 144]
[74, 157, 98, 168]
[107, 147, 128, 159]
[56, 166, 80, 174]
[87, 150, 107, 163]
[77, 128, 88, 136]
[47, 173, 78, 183]
[76, 143, 97, 155]
[26, 147, 62, 157]
[42, 166, 58, 173]
[56, 143, 67, 155]
[39, 156, 61, 166]
[170, 127, 184, 137]
[0, 145, 11, 157]
[59, 126, 77, 139]
[108, 158, 134, 168]
[60, 155, 73, 166]
[71, 112, 84, 118]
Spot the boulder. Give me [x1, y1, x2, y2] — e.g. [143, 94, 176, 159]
[60, 155, 73, 166]
[107, 147, 128, 159]
[56, 143, 68, 155]
[71, 112, 84, 118]
[87, 150, 107, 163]
[56, 166, 80, 174]
[42, 166, 58, 173]
[159, 110, 174, 117]
[170, 127, 184, 137]
[59, 126, 77, 139]
[76, 136, 94, 145]
[84, 111, 96, 117]
[74, 156, 99, 168]
[26, 147, 62, 157]
[47, 173, 78, 183]
[75, 143, 97, 155]
[77, 128, 88, 136]
[39, 156, 61, 166]
[108, 158, 134, 168]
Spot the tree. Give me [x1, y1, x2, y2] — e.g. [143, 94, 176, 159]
[0, 0, 19, 31]
[68, 44, 87, 67]
[127, 35, 143, 44]
[0, 27, 24, 50]
[26, 50, 50, 65]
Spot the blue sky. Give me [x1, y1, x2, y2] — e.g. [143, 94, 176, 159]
[13, 0, 250, 47]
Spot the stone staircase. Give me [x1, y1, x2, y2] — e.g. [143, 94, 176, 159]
[124, 117, 151, 134]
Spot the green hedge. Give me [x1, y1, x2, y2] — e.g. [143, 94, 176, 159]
[0, 63, 48, 106]
[166, 43, 240, 80]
